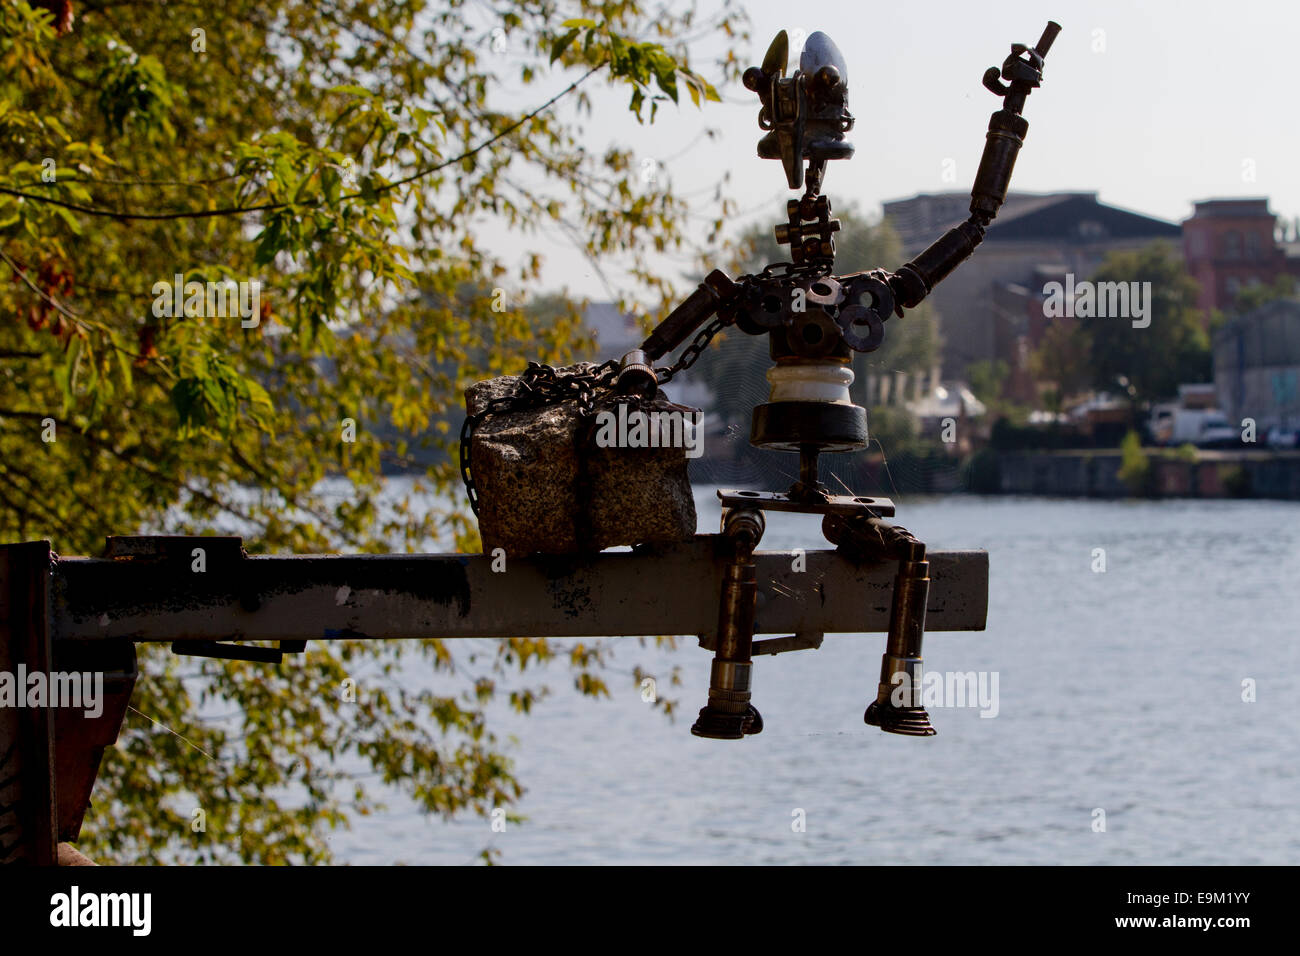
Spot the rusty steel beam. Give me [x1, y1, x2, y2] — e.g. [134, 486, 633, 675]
[49, 536, 988, 644]
[0, 541, 59, 865]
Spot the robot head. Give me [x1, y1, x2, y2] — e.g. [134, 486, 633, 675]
[743, 30, 855, 190]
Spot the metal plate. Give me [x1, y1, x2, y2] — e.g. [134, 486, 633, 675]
[718, 489, 895, 517]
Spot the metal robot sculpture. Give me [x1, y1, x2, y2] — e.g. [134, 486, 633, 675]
[628, 22, 1060, 738]
[466, 21, 1060, 740]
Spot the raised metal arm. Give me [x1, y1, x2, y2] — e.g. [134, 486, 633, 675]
[640, 269, 736, 363]
[887, 20, 1061, 311]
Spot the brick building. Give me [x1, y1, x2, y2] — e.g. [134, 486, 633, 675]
[1181, 198, 1300, 319]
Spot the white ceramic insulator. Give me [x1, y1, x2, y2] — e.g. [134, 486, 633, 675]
[766, 362, 855, 404]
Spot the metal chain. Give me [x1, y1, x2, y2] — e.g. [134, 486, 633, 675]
[654, 314, 730, 386]
[757, 257, 834, 283]
[460, 359, 618, 516]
[653, 258, 831, 387]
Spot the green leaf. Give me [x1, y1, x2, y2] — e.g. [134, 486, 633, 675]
[549, 28, 580, 64]
[653, 61, 679, 104]
[53, 204, 82, 235]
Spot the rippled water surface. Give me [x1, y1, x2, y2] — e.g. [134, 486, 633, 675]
[325, 492, 1300, 864]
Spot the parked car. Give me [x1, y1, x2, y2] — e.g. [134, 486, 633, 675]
[1267, 426, 1300, 449]
[1196, 414, 1240, 448]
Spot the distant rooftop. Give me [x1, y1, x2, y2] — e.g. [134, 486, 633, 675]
[584, 301, 640, 354]
[907, 383, 986, 420]
[882, 191, 1179, 248]
[882, 191, 1089, 245]
[1188, 198, 1274, 219]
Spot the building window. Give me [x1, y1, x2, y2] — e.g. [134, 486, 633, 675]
[1246, 231, 1261, 258]
[1223, 230, 1243, 258]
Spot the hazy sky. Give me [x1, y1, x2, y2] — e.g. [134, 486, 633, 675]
[480, 0, 1300, 302]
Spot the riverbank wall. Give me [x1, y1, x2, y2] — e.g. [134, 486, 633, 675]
[993, 449, 1300, 500]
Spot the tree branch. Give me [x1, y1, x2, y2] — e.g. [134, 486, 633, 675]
[0, 67, 601, 222]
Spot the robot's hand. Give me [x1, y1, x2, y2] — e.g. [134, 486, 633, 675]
[981, 21, 1060, 111]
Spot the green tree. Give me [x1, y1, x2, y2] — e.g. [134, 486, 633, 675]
[1117, 428, 1152, 496]
[967, 357, 1027, 425]
[1029, 315, 1090, 418]
[1086, 242, 1209, 407]
[1, 0, 743, 863]
[1227, 274, 1299, 315]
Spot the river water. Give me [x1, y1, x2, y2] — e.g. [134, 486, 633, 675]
[324, 492, 1300, 864]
